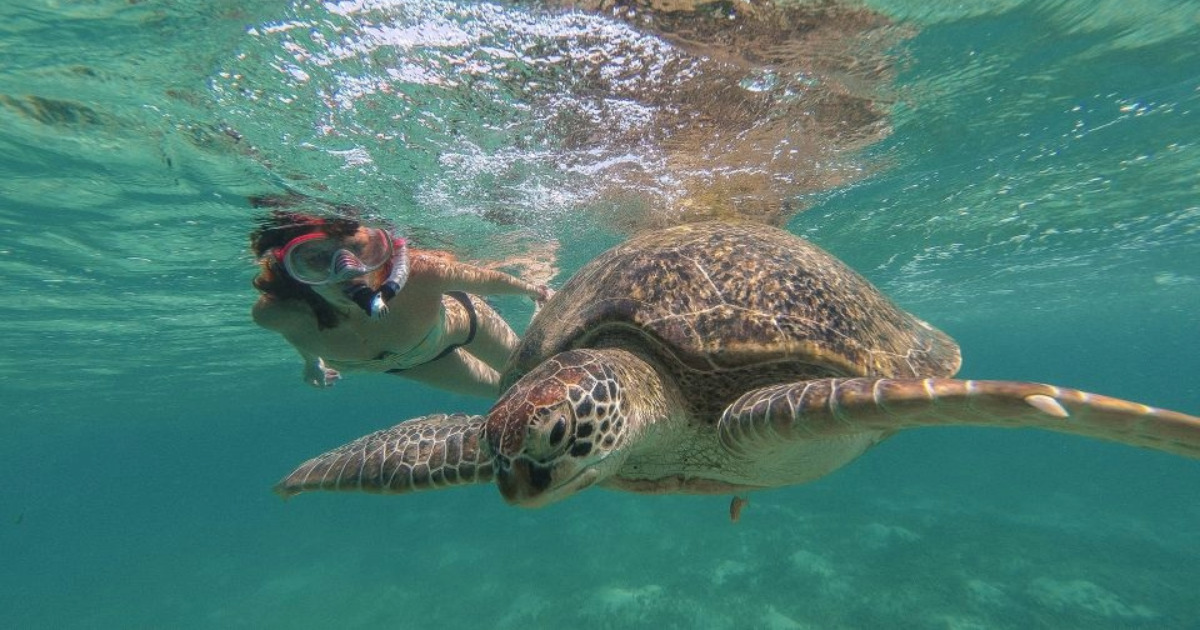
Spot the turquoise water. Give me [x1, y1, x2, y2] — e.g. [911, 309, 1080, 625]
[2, 0, 1198, 627]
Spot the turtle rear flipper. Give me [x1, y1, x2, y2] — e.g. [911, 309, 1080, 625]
[719, 378, 1200, 459]
[275, 413, 493, 499]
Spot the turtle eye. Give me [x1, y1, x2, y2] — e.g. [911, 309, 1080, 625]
[548, 416, 567, 447]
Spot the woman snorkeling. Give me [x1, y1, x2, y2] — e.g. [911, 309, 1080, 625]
[250, 210, 552, 398]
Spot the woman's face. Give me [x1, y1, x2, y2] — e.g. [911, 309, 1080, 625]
[279, 226, 394, 307]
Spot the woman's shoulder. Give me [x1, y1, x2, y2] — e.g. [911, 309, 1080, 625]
[409, 249, 457, 271]
[407, 250, 464, 287]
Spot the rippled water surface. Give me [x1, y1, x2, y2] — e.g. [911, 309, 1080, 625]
[1, 1, 1198, 627]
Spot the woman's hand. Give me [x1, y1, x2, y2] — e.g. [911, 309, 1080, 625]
[532, 284, 555, 313]
[303, 357, 342, 388]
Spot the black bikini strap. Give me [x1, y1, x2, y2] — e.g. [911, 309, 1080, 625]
[445, 291, 478, 345]
[422, 291, 477, 365]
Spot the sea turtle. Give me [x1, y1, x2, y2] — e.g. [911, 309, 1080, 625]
[276, 221, 1200, 512]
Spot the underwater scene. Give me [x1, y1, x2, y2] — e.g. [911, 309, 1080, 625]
[1, 0, 1198, 627]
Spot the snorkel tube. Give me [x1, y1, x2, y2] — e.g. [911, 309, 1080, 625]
[346, 238, 409, 319]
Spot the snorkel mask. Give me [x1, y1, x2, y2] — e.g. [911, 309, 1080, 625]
[275, 228, 410, 319]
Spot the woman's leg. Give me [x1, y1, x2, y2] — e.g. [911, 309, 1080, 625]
[399, 350, 501, 399]
[415, 293, 518, 397]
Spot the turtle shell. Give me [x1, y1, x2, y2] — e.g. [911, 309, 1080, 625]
[504, 222, 960, 403]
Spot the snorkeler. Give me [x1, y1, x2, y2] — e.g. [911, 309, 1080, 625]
[250, 211, 553, 398]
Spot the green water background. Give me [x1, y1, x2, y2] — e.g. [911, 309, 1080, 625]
[1, 0, 1198, 627]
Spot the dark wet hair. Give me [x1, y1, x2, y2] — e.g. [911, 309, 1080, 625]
[249, 205, 364, 330]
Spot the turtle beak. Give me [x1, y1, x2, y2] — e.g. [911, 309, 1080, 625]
[495, 457, 602, 508]
[495, 458, 555, 507]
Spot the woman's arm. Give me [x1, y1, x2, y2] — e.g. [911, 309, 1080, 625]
[298, 352, 341, 388]
[253, 297, 341, 388]
[413, 255, 552, 302]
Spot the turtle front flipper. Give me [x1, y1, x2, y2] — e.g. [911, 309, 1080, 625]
[275, 413, 493, 499]
[718, 378, 1200, 459]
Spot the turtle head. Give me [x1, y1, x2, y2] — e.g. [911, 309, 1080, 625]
[485, 349, 638, 508]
